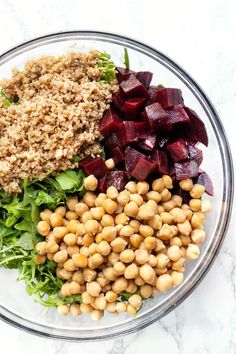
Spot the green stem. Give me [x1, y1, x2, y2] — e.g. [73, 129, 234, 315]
[0, 255, 25, 265]
[0, 244, 15, 254]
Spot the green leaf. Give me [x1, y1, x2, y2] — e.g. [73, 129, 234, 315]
[120, 292, 133, 301]
[71, 155, 80, 163]
[35, 191, 55, 206]
[5, 214, 18, 228]
[157, 84, 165, 88]
[55, 170, 84, 191]
[124, 48, 130, 70]
[16, 233, 34, 250]
[3, 98, 11, 107]
[98, 52, 117, 83]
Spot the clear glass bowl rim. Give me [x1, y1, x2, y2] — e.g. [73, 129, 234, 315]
[0, 30, 234, 341]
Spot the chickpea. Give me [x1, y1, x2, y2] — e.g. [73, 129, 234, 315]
[161, 175, 173, 189]
[62, 233, 76, 246]
[54, 250, 68, 263]
[64, 259, 77, 272]
[83, 234, 94, 247]
[155, 267, 168, 275]
[157, 205, 165, 214]
[108, 251, 119, 266]
[135, 249, 149, 265]
[72, 253, 88, 268]
[135, 275, 145, 286]
[116, 301, 127, 313]
[148, 215, 162, 230]
[115, 212, 129, 225]
[152, 178, 164, 192]
[162, 200, 176, 212]
[191, 213, 203, 229]
[102, 199, 117, 214]
[160, 212, 174, 225]
[89, 207, 105, 221]
[34, 255, 46, 265]
[102, 267, 116, 281]
[83, 191, 96, 207]
[95, 240, 110, 256]
[167, 245, 182, 261]
[159, 224, 174, 240]
[172, 257, 185, 271]
[171, 195, 183, 207]
[82, 268, 96, 283]
[80, 303, 93, 313]
[101, 214, 114, 227]
[115, 203, 123, 214]
[140, 284, 153, 298]
[156, 274, 173, 292]
[189, 199, 201, 212]
[53, 226, 67, 242]
[112, 277, 128, 294]
[109, 238, 126, 253]
[117, 190, 130, 206]
[102, 226, 117, 242]
[95, 233, 103, 244]
[86, 281, 101, 297]
[70, 303, 81, 316]
[129, 194, 143, 207]
[35, 241, 47, 256]
[57, 304, 69, 316]
[191, 229, 206, 244]
[119, 225, 134, 237]
[156, 253, 169, 268]
[105, 158, 115, 169]
[97, 276, 109, 288]
[80, 246, 89, 257]
[124, 201, 139, 218]
[70, 281, 81, 295]
[37, 220, 51, 236]
[94, 193, 106, 207]
[148, 254, 158, 267]
[139, 264, 156, 284]
[54, 206, 67, 218]
[139, 225, 154, 238]
[160, 188, 171, 202]
[66, 211, 78, 221]
[128, 294, 142, 309]
[40, 209, 52, 223]
[94, 295, 107, 310]
[155, 239, 166, 252]
[82, 291, 95, 305]
[106, 186, 119, 200]
[119, 249, 135, 263]
[106, 303, 117, 313]
[58, 268, 73, 280]
[75, 202, 89, 216]
[125, 181, 137, 193]
[124, 263, 139, 279]
[146, 200, 159, 213]
[190, 184, 205, 199]
[177, 220, 192, 236]
[179, 178, 193, 191]
[83, 220, 99, 235]
[45, 240, 59, 254]
[72, 270, 85, 285]
[170, 208, 186, 223]
[83, 175, 98, 191]
[130, 234, 143, 248]
[136, 181, 149, 194]
[90, 253, 104, 268]
[138, 205, 155, 221]
[201, 200, 212, 213]
[171, 271, 184, 286]
[170, 236, 182, 247]
[127, 304, 137, 316]
[184, 209, 193, 221]
[88, 243, 97, 256]
[144, 236, 157, 250]
[114, 262, 125, 275]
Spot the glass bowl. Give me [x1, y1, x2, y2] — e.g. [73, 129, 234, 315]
[0, 31, 233, 341]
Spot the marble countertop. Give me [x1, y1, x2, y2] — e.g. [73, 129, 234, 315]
[0, 0, 235, 353]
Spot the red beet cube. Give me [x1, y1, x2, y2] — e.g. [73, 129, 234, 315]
[117, 121, 138, 147]
[123, 97, 145, 117]
[188, 144, 203, 166]
[104, 133, 121, 150]
[155, 88, 184, 108]
[135, 71, 153, 89]
[79, 156, 108, 178]
[125, 146, 155, 180]
[106, 171, 128, 191]
[146, 86, 161, 105]
[197, 171, 214, 196]
[139, 134, 158, 151]
[97, 175, 107, 193]
[184, 107, 208, 146]
[135, 122, 149, 139]
[143, 102, 171, 133]
[166, 139, 189, 162]
[150, 150, 169, 175]
[110, 146, 125, 165]
[120, 74, 150, 98]
[175, 160, 199, 180]
[99, 108, 121, 137]
[166, 105, 190, 125]
[116, 67, 134, 82]
[113, 90, 126, 111]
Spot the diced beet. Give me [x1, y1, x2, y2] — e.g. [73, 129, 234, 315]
[197, 171, 214, 196]
[155, 88, 184, 109]
[135, 71, 153, 89]
[79, 156, 108, 178]
[166, 105, 190, 125]
[117, 121, 138, 147]
[130, 157, 156, 180]
[146, 86, 161, 105]
[139, 134, 158, 151]
[135, 122, 149, 139]
[150, 150, 169, 175]
[110, 146, 125, 165]
[166, 139, 189, 162]
[184, 107, 208, 146]
[120, 74, 150, 98]
[188, 144, 203, 166]
[125, 146, 144, 173]
[116, 67, 134, 82]
[175, 160, 199, 180]
[143, 102, 171, 133]
[99, 108, 121, 136]
[113, 90, 126, 111]
[97, 175, 107, 193]
[106, 171, 128, 191]
[104, 132, 120, 150]
[123, 97, 145, 117]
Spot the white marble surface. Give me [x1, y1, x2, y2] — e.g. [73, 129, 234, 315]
[0, 0, 235, 353]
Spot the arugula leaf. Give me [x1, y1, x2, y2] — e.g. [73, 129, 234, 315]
[16, 233, 34, 250]
[98, 52, 117, 83]
[71, 155, 80, 163]
[124, 48, 130, 70]
[35, 191, 55, 206]
[0, 87, 19, 106]
[55, 169, 84, 191]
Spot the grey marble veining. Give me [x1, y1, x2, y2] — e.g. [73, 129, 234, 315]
[0, 0, 235, 353]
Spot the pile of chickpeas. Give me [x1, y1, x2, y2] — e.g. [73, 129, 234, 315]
[35, 172, 211, 320]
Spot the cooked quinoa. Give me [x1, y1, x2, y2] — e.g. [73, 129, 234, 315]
[0, 51, 118, 194]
